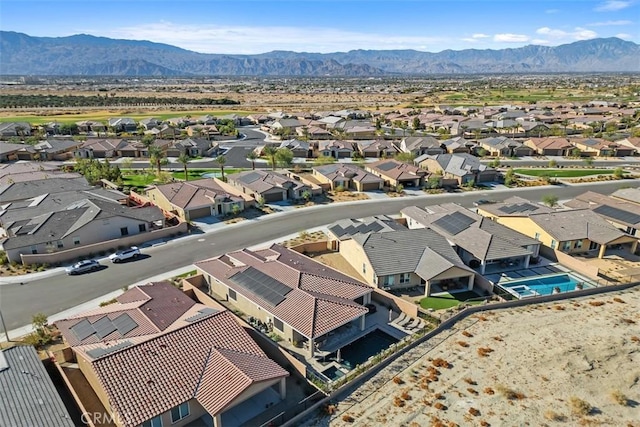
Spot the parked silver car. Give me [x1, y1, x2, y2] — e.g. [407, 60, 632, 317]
[65, 260, 101, 275]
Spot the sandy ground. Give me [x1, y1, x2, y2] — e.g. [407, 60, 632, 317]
[309, 288, 640, 427]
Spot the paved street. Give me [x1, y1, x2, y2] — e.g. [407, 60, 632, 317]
[0, 180, 638, 329]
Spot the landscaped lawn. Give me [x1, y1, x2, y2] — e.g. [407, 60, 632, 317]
[513, 168, 623, 178]
[420, 291, 484, 311]
[121, 173, 157, 189]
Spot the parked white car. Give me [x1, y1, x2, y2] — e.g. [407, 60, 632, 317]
[109, 246, 141, 263]
[66, 260, 101, 275]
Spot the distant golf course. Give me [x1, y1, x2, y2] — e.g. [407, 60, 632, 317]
[513, 168, 623, 178]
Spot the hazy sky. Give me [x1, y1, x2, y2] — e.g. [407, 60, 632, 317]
[1, 0, 638, 54]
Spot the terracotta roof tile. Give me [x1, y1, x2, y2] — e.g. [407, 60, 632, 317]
[91, 310, 287, 427]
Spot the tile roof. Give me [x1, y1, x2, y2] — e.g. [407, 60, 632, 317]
[366, 159, 428, 181]
[228, 170, 307, 194]
[151, 179, 242, 209]
[90, 310, 287, 427]
[195, 244, 370, 339]
[56, 282, 197, 348]
[565, 191, 640, 226]
[401, 205, 537, 261]
[353, 228, 474, 280]
[524, 137, 573, 150]
[529, 209, 629, 244]
[0, 177, 92, 203]
[0, 346, 75, 427]
[611, 187, 640, 205]
[417, 153, 489, 177]
[313, 164, 383, 184]
[478, 196, 554, 217]
[327, 215, 405, 240]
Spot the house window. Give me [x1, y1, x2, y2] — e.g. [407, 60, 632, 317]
[589, 241, 599, 250]
[362, 263, 366, 274]
[139, 223, 146, 232]
[228, 289, 237, 301]
[273, 317, 284, 332]
[170, 401, 190, 423]
[534, 232, 540, 241]
[574, 240, 583, 249]
[373, 276, 378, 285]
[383, 275, 395, 286]
[562, 241, 571, 251]
[550, 240, 557, 249]
[30, 246, 38, 254]
[142, 415, 163, 427]
[120, 227, 129, 236]
[400, 273, 411, 284]
[73, 237, 80, 245]
[57, 241, 64, 249]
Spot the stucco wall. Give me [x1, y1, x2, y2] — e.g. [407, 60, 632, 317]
[339, 238, 377, 286]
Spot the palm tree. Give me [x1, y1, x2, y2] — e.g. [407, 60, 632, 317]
[148, 145, 164, 175]
[177, 153, 190, 181]
[263, 146, 278, 171]
[216, 154, 227, 181]
[246, 151, 258, 170]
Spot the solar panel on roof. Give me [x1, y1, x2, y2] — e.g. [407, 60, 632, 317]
[594, 205, 640, 225]
[433, 211, 476, 235]
[230, 267, 292, 306]
[86, 341, 133, 359]
[92, 316, 117, 339]
[185, 307, 218, 323]
[513, 203, 537, 213]
[112, 313, 138, 336]
[376, 162, 397, 171]
[237, 171, 262, 184]
[70, 319, 96, 341]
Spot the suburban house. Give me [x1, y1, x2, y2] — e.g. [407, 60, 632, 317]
[339, 228, 476, 296]
[326, 215, 405, 250]
[55, 282, 289, 427]
[477, 137, 534, 157]
[107, 117, 138, 133]
[312, 163, 384, 192]
[227, 170, 310, 202]
[565, 191, 640, 237]
[399, 136, 445, 156]
[365, 159, 428, 189]
[0, 142, 25, 162]
[615, 137, 640, 153]
[297, 125, 332, 139]
[146, 178, 252, 221]
[76, 120, 107, 134]
[415, 153, 498, 185]
[0, 345, 75, 427]
[186, 124, 220, 139]
[519, 121, 551, 137]
[168, 138, 219, 158]
[0, 122, 31, 137]
[440, 136, 476, 154]
[570, 138, 634, 157]
[74, 138, 133, 159]
[342, 124, 377, 140]
[0, 162, 80, 184]
[279, 139, 312, 158]
[523, 137, 574, 156]
[195, 244, 372, 357]
[29, 139, 84, 160]
[138, 117, 161, 130]
[477, 200, 638, 259]
[401, 204, 540, 274]
[317, 140, 354, 158]
[355, 139, 398, 158]
[270, 118, 303, 135]
[1, 196, 165, 263]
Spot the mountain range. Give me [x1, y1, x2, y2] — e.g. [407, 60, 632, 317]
[1, 31, 639, 76]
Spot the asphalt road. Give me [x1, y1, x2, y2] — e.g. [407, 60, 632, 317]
[1, 180, 637, 329]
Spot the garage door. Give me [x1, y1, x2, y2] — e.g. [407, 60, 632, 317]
[187, 206, 213, 219]
[361, 182, 381, 191]
[263, 192, 284, 202]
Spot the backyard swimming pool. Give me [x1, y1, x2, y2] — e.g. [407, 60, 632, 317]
[501, 273, 594, 299]
[330, 329, 399, 371]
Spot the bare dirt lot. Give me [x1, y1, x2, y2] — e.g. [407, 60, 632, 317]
[307, 288, 640, 427]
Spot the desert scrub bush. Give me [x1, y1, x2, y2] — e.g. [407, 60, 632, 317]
[544, 410, 566, 422]
[468, 407, 481, 416]
[401, 390, 412, 400]
[433, 402, 447, 410]
[392, 376, 404, 385]
[341, 414, 354, 423]
[462, 330, 473, 337]
[434, 392, 444, 400]
[479, 421, 490, 427]
[323, 403, 337, 415]
[621, 318, 636, 324]
[552, 305, 565, 310]
[569, 396, 592, 416]
[477, 347, 494, 357]
[99, 298, 118, 307]
[613, 297, 625, 303]
[393, 396, 405, 407]
[463, 377, 476, 385]
[589, 301, 605, 307]
[492, 336, 503, 341]
[483, 387, 495, 395]
[457, 340, 469, 347]
[432, 358, 450, 368]
[467, 388, 478, 395]
[631, 336, 640, 343]
[610, 389, 629, 406]
[495, 384, 525, 400]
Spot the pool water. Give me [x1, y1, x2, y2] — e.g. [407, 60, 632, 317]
[331, 329, 399, 369]
[321, 365, 345, 381]
[502, 273, 592, 298]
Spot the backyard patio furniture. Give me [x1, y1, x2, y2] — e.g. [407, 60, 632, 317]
[405, 318, 421, 330]
[398, 316, 413, 328]
[391, 312, 407, 325]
